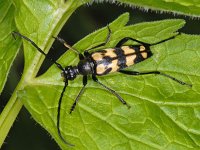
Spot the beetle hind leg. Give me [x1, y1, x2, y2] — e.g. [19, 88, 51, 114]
[119, 70, 192, 87]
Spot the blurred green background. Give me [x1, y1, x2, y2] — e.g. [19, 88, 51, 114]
[1, 2, 200, 150]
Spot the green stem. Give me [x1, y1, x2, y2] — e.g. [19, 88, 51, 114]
[0, 83, 23, 147]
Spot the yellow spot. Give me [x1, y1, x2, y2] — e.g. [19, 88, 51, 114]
[141, 52, 147, 58]
[140, 45, 146, 51]
[121, 46, 135, 55]
[96, 64, 106, 74]
[110, 59, 119, 72]
[104, 48, 117, 58]
[126, 55, 136, 66]
[92, 52, 102, 61]
[96, 59, 119, 75]
[91, 49, 117, 61]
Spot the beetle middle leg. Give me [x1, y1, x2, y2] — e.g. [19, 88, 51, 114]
[92, 75, 131, 108]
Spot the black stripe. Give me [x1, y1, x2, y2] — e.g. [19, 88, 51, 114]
[124, 46, 152, 58]
[114, 47, 127, 69]
[129, 46, 144, 64]
[129, 45, 153, 64]
[146, 48, 153, 58]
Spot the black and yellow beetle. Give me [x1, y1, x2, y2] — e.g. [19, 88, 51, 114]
[12, 26, 191, 146]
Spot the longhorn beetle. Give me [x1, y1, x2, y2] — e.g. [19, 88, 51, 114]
[12, 26, 192, 146]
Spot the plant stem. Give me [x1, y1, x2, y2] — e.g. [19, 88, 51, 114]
[0, 85, 23, 147]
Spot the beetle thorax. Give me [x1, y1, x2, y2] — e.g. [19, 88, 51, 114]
[77, 59, 94, 75]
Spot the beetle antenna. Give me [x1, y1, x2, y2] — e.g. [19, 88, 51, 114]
[12, 31, 74, 145]
[57, 81, 74, 146]
[12, 31, 64, 71]
[53, 36, 80, 54]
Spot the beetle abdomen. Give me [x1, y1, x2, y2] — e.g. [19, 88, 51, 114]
[91, 45, 152, 76]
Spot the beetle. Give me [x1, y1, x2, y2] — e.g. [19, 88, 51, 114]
[12, 26, 192, 146]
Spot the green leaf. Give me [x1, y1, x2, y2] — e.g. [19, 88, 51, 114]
[18, 11, 200, 149]
[0, 0, 22, 147]
[0, 0, 21, 93]
[109, 0, 200, 17]
[13, 0, 83, 75]
[0, 0, 83, 148]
